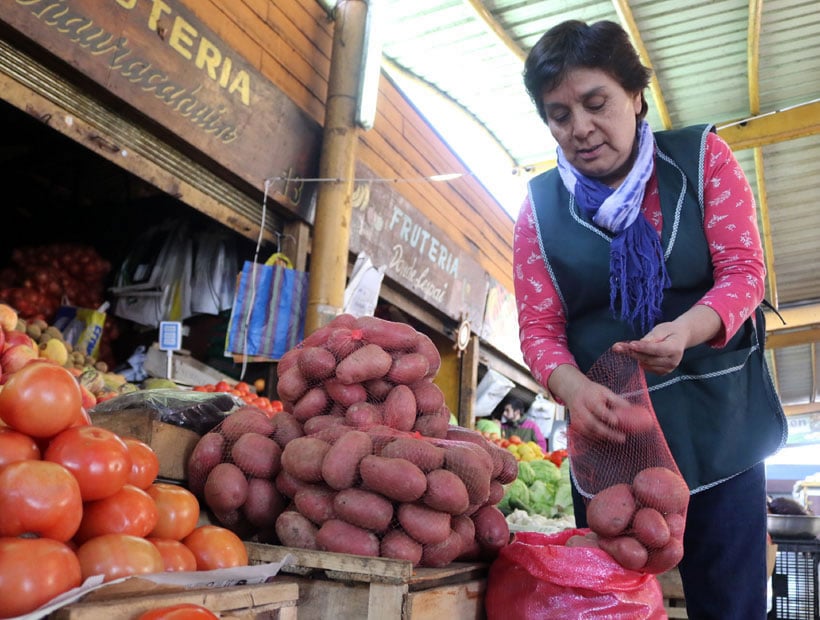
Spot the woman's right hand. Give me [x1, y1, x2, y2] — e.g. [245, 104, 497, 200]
[549, 365, 629, 443]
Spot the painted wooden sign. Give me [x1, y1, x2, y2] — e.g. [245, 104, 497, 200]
[349, 164, 488, 331]
[1, 0, 321, 219]
[481, 277, 525, 366]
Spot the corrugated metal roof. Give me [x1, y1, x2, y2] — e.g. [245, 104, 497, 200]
[380, 0, 820, 413]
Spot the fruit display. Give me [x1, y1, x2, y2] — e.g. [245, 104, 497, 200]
[0, 243, 121, 367]
[0, 342, 247, 618]
[193, 380, 283, 417]
[0, 303, 135, 409]
[0, 243, 110, 320]
[187, 313, 517, 567]
[480, 429, 568, 466]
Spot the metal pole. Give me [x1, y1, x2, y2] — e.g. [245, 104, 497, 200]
[305, 0, 368, 334]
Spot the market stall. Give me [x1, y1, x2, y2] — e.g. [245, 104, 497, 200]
[0, 1, 815, 619]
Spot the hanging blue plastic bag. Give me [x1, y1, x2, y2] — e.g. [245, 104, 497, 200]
[225, 253, 309, 360]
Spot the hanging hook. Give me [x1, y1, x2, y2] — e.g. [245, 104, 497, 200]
[274, 231, 296, 255]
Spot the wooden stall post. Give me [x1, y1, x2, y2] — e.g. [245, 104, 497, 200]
[458, 334, 480, 428]
[305, 0, 369, 335]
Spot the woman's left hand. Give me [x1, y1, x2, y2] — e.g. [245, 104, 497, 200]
[612, 321, 686, 375]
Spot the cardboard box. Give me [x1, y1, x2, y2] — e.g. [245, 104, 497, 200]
[144, 343, 237, 387]
[90, 409, 200, 481]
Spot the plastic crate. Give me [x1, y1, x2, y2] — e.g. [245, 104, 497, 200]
[769, 538, 820, 620]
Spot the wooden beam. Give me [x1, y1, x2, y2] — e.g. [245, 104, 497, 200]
[479, 347, 543, 396]
[717, 100, 820, 150]
[764, 304, 820, 332]
[459, 335, 480, 429]
[763, 304, 820, 348]
[611, 0, 672, 130]
[747, 0, 763, 115]
[516, 157, 557, 178]
[754, 148, 778, 307]
[766, 327, 820, 350]
[0, 70, 278, 245]
[462, 0, 526, 63]
[782, 402, 820, 417]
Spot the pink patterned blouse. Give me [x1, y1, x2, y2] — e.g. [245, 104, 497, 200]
[513, 132, 766, 394]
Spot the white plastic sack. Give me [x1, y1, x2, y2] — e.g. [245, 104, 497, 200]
[343, 252, 384, 317]
[112, 220, 193, 327]
[190, 229, 239, 315]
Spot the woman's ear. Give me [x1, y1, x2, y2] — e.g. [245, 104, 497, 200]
[636, 93, 648, 119]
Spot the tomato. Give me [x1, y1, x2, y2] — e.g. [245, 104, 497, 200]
[44, 425, 131, 501]
[70, 405, 93, 428]
[0, 459, 82, 541]
[146, 483, 200, 541]
[182, 525, 248, 570]
[124, 437, 160, 489]
[75, 534, 164, 582]
[0, 426, 40, 467]
[214, 381, 232, 393]
[0, 363, 83, 437]
[234, 381, 251, 394]
[74, 484, 158, 544]
[548, 449, 568, 467]
[147, 538, 198, 572]
[137, 603, 219, 620]
[0, 537, 82, 618]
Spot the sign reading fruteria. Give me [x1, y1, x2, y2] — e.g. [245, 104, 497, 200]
[2, 0, 321, 219]
[348, 164, 488, 332]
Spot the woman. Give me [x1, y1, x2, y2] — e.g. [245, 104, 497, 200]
[514, 20, 787, 619]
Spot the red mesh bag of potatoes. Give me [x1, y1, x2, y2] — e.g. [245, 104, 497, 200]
[186, 404, 290, 541]
[187, 313, 517, 567]
[567, 348, 690, 575]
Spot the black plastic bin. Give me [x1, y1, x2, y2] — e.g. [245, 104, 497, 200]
[769, 537, 820, 620]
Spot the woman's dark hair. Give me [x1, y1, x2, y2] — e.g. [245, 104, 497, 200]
[523, 20, 652, 123]
[505, 397, 527, 413]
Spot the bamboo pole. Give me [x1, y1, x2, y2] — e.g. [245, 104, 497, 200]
[305, 0, 368, 334]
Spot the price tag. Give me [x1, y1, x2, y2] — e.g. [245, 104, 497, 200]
[158, 321, 183, 351]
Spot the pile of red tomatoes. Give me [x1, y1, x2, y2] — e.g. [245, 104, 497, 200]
[192, 380, 283, 417]
[0, 362, 247, 618]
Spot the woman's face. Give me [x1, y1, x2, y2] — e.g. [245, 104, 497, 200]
[541, 68, 643, 187]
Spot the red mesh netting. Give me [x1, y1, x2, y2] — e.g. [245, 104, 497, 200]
[567, 348, 689, 574]
[186, 313, 516, 567]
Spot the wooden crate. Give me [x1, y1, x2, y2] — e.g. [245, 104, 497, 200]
[246, 543, 488, 620]
[49, 581, 299, 620]
[90, 409, 200, 481]
[658, 569, 687, 618]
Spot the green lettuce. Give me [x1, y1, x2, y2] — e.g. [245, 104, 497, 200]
[516, 461, 536, 486]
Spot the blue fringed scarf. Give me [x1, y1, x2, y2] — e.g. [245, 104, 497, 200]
[556, 121, 669, 332]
